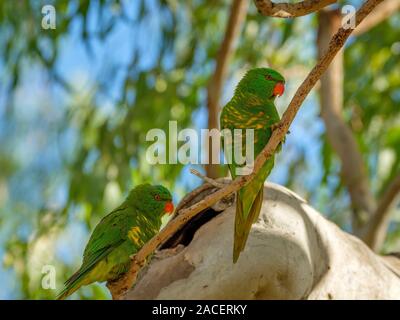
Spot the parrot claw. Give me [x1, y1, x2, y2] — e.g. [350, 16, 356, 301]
[270, 121, 282, 132]
[129, 254, 137, 260]
[270, 121, 290, 134]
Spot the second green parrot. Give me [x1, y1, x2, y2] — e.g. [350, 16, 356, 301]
[57, 184, 174, 299]
[220, 68, 285, 263]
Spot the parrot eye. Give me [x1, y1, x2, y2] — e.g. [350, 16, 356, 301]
[154, 194, 161, 201]
[265, 74, 273, 81]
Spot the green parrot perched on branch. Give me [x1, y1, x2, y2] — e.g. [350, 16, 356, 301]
[57, 184, 174, 300]
[220, 68, 285, 263]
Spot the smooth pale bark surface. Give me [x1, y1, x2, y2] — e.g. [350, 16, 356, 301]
[124, 183, 400, 300]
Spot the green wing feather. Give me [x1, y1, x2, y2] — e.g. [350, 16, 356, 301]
[82, 206, 130, 262]
[56, 206, 134, 300]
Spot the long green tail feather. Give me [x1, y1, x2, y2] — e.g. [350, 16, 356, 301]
[233, 188, 264, 263]
[56, 269, 86, 300]
[56, 243, 118, 300]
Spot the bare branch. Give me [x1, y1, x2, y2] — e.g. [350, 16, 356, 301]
[254, 0, 337, 18]
[354, 0, 400, 36]
[190, 168, 225, 188]
[363, 174, 400, 251]
[108, 0, 384, 299]
[206, 0, 249, 179]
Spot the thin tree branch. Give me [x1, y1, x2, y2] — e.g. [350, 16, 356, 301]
[108, 0, 384, 299]
[206, 0, 249, 179]
[363, 174, 400, 251]
[354, 0, 400, 36]
[254, 0, 337, 18]
[190, 168, 225, 188]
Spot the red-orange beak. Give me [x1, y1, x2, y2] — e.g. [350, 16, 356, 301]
[273, 82, 285, 97]
[164, 201, 174, 215]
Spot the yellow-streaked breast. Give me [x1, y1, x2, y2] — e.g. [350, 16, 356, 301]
[128, 226, 142, 246]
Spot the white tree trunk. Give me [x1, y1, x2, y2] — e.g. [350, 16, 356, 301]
[124, 183, 400, 300]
